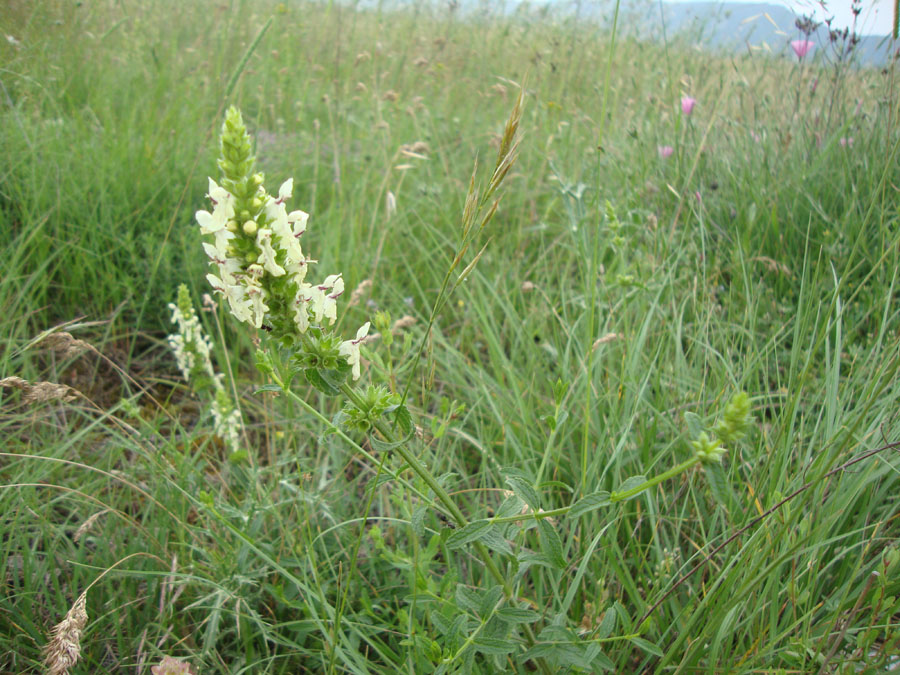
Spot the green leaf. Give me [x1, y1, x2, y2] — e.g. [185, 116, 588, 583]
[568, 491, 611, 519]
[391, 404, 414, 436]
[537, 520, 566, 570]
[447, 520, 493, 549]
[253, 383, 283, 394]
[595, 607, 616, 639]
[613, 475, 648, 501]
[411, 506, 426, 539]
[455, 584, 482, 613]
[479, 527, 513, 556]
[473, 637, 516, 655]
[478, 585, 503, 617]
[254, 348, 275, 377]
[629, 636, 664, 657]
[703, 461, 738, 515]
[503, 470, 541, 510]
[495, 494, 525, 519]
[684, 411, 704, 438]
[496, 607, 540, 624]
[370, 424, 415, 452]
[304, 368, 341, 396]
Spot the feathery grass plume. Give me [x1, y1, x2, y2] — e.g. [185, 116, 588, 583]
[42, 591, 87, 675]
[0, 376, 78, 404]
[37, 332, 91, 359]
[348, 279, 373, 307]
[151, 656, 197, 674]
[74, 509, 111, 543]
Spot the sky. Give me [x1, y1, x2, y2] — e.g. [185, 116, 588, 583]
[663, 0, 895, 34]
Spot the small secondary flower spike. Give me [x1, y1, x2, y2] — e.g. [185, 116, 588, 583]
[167, 284, 242, 453]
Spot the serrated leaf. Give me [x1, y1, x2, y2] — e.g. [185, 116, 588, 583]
[523, 643, 588, 668]
[478, 585, 503, 617]
[588, 648, 615, 671]
[613, 601, 632, 632]
[479, 527, 513, 556]
[447, 520, 493, 549]
[495, 494, 525, 519]
[370, 424, 415, 452]
[614, 475, 648, 501]
[430, 610, 450, 636]
[473, 637, 516, 655]
[503, 471, 541, 510]
[447, 614, 468, 646]
[684, 411, 704, 438]
[537, 624, 576, 642]
[595, 607, 616, 639]
[455, 584, 482, 613]
[568, 491, 611, 519]
[496, 607, 540, 624]
[537, 520, 566, 570]
[305, 368, 341, 396]
[373, 471, 394, 489]
[516, 552, 557, 571]
[391, 404, 414, 436]
[629, 636, 664, 657]
[254, 349, 274, 376]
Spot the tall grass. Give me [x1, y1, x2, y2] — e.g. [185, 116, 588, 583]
[2, 0, 899, 672]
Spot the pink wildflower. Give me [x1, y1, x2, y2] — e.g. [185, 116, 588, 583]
[681, 96, 697, 116]
[658, 145, 674, 159]
[839, 137, 854, 147]
[791, 40, 814, 60]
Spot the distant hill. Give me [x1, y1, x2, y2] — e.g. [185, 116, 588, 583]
[445, 0, 895, 67]
[654, 2, 896, 66]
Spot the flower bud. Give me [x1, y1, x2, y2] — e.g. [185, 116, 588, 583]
[251, 197, 263, 210]
[226, 220, 239, 232]
[243, 220, 258, 235]
[692, 432, 726, 464]
[252, 173, 264, 186]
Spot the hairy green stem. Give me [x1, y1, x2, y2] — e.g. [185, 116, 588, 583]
[610, 457, 700, 503]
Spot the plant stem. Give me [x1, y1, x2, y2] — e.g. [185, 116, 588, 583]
[610, 457, 700, 503]
[339, 382, 550, 673]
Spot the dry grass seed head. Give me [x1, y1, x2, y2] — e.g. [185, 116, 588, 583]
[349, 279, 373, 307]
[38, 332, 92, 359]
[43, 592, 88, 675]
[0, 376, 79, 404]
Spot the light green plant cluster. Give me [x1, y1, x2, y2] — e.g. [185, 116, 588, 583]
[692, 391, 753, 464]
[167, 284, 242, 455]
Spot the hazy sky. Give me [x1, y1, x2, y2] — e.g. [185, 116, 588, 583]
[663, 0, 895, 34]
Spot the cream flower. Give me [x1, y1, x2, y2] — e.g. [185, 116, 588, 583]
[339, 322, 371, 380]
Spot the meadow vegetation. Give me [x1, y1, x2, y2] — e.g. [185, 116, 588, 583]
[2, 0, 900, 672]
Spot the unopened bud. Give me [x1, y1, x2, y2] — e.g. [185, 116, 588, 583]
[243, 220, 258, 235]
[226, 220, 239, 232]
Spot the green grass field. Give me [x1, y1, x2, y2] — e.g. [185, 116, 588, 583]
[2, 0, 900, 672]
